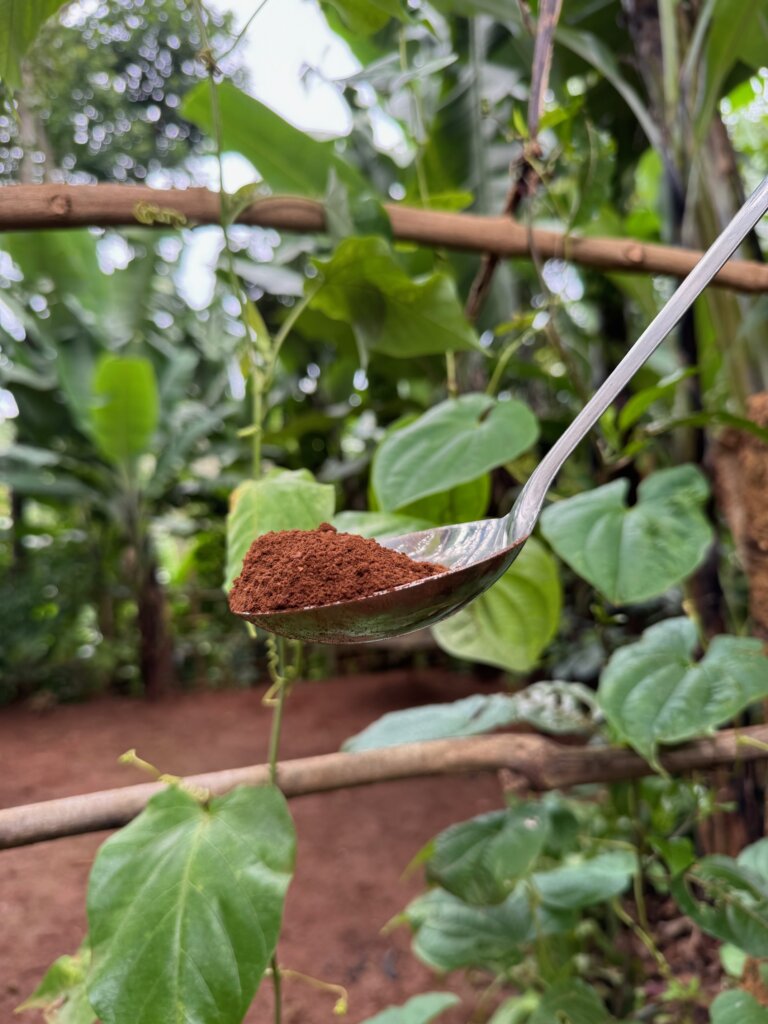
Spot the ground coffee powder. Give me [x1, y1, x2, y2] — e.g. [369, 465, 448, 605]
[229, 523, 446, 613]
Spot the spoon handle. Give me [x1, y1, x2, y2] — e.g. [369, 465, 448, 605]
[512, 174, 768, 538]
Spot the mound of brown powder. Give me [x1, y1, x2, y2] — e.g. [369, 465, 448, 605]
[229, 522, 446, 613]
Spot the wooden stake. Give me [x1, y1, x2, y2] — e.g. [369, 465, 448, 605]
[1, 184, 767, 293]
[2, 725, 767, 849]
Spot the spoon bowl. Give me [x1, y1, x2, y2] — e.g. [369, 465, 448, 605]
[236, 175, 768, 645]
[236, 519, 528, 643]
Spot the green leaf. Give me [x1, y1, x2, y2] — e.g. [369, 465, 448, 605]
[0, 0, 67, 90]
[331, 510, 433, 539]
[698, 0, 767, 137]
[86, 785, 295, 1024]
[225, 469, 335, 590]
[533, 851, 636, 910]
[739, 838, 768, 882]
[395, 474, 491, 526]
[710, 990, 768, 1024]
[148, 405, 223, 500]
[617, 368, 697, 432]
[324, 170, 392, 243]
[671, 857, 768, 957]
[403, 886, 574, 973]
[5, 231, 154, 345]
[540, 465, 713, 604]
[488, 993, 541, 1024]
[371, 393, 538, 511]
[426, 804, 549, 905]
[598, 617, 768, 763]
[554, 26, 662, 151]
[432, 538, 562, 673]
[360, 992, 460, 1024]
[0, 466, 95, 500]
[311, 236, 480, 362]
[182, 82, 365, 197]
[17, 944, 96, 1023]
[343, 682, 598, 751]
[720, 944, 748, 979]
[530, 982, 615, 1024]
[651, 836, 696, 876]
[90, 356, 159, 466]
[321, 0, 408, 35]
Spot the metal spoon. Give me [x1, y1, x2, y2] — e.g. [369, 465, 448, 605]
[237, 175, 768, 644]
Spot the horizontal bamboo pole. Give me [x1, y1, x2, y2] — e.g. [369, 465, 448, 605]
[1, 184, 767, 293]
[2, 724, 767, 850]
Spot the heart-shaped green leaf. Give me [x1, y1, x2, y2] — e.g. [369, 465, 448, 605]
[87, 785, 295, 1024]
[225, 469, 335, 590]
[90, 356, 159, 466]
[361, 993, 460, 1024]
[540, 465, 712, 604]
[432, 538, 561, 673]
[17, 944, 96, 1023]
[710, 990, 768, 1024]
[426, 804, 549, 905]
[372, 393, 538, 510]
[671, 858, 768, 957]
[530, 982, 615, 1024]
[403, 886, 575, 973]
[343, 682, 598, 751]
[532, 851, 636, 910]
[598, 617, 768, 763]
[311, 237, 480, 362]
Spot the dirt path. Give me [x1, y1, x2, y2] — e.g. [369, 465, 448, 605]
[0, 669, 505, 1023]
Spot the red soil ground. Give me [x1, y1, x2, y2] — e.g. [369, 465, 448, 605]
[0, 669, 505, 1023]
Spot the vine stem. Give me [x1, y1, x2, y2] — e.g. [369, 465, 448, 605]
[265, 635, 290, 1022]
[191, 0, 265, 476]
[218, 0, 272, 62]
[271, 283, 322, 366]
[251, 382, 262, 480]
[267, 641, 288, 784]
[188, 8, 286, 1022]
[270, 955, 282, 1024]
[398, 27, 457, 396]
[611, 898, 673, 981]
[628, 781, 650, 934]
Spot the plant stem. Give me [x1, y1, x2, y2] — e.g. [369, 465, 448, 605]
[265, 635, 290, 1024]
[189, 15, 285, 1024]
[251, 375, 262, 479]
[267, 643, 288, 786]
[611, 898, 672, 981]
[270, 284, 321, 368]
[398, 31, 430, 208]
[270, 954, 282, 1024]
[628, 781, 650, 933]
[486, 329, 531, 396]
[277, 968, 348, 1013]
[398, 26, 459, 397]
[445, 350, 458, 398]
[218, 0, 272, 62]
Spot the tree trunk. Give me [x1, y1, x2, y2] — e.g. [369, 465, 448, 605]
[10, 490, 25, 567]
[712, 394, 768, 641]
[136, 558, 175, 698]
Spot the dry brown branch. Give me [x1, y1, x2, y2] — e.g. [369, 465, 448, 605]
[464, 0, 562, 321]
[2, 725, 768, 850]
[1, 184, 767, 293]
